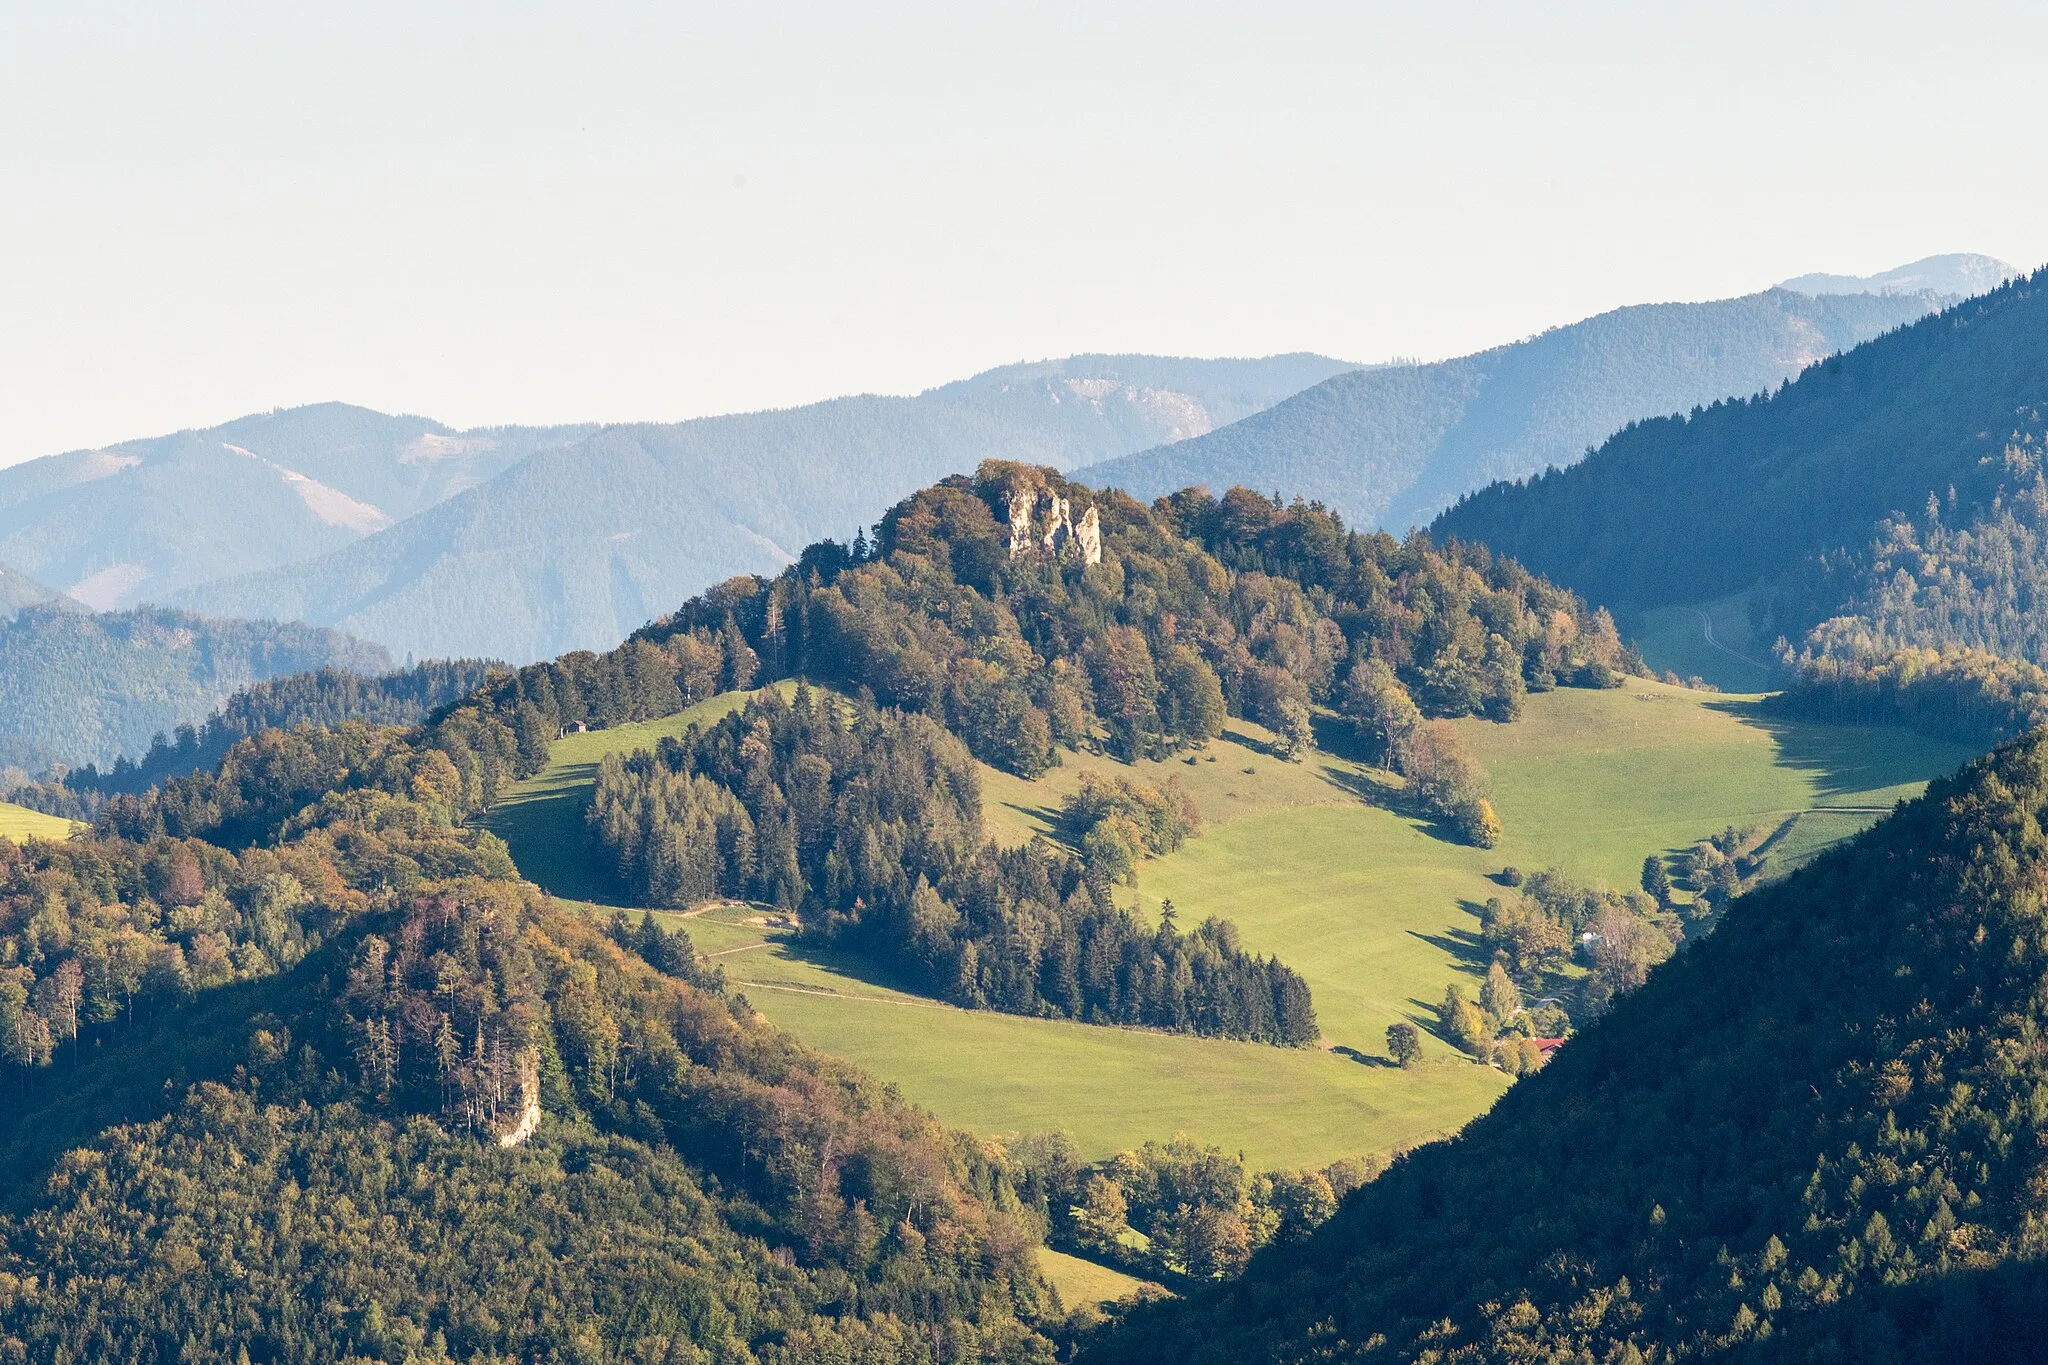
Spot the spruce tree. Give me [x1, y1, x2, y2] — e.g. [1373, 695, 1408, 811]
[1641, 854, 1672, 904]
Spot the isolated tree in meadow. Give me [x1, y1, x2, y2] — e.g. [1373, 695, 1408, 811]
[1386, 1021, 1423, 1068]
[1464, 796, 1503, 848]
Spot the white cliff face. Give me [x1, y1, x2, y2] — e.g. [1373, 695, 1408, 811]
[1007, 484, 1039, 558]
[1074, 505, 1102, 565]
[1003, 475, 1101, 566]
[1040, 493, 1072, 554]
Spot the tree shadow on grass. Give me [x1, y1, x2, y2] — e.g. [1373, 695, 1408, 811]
[1308, 712, 1374, 764]
[749, 929, 959, 1004]
[482, 761, 615, 903]
[1707, 697, 1973, 804]
[1331, 1044, 1397, 1068]
[1220, 726, 1290, 762]
[1318, 764, 1396, 807]
[1317, 764, 1475, 846]
[993, 795, 1068, 846]
[1403, 998, 1457, 1047]
[1409, 924, 1490, 974]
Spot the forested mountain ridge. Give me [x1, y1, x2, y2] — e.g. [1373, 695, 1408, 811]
[0, 776, 1057, 1359]
[1432, 269, 2048, 652]
[625, 464, 1633, 780]
[88, 465, 1628, 1047]
[1079, 286, 1941, 531]
[163, 354, 1354, 662]
[0, 603, 393, 773]
[1079, 727, 2048, 1363]
[0, 403, 593, 610]
[60, 658, 503, 797]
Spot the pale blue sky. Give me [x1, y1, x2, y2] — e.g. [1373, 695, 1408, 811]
[3, 1, 2044, 464]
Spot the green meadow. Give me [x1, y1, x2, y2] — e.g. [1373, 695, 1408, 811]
[1629, 591, 1778, 693]
[1036, 1248, 1156, 1308]
[485, 677, 1972, 1171]
[0, 800, 78, 843]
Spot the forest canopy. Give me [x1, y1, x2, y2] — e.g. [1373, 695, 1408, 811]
[588, 687, 1317, 1045]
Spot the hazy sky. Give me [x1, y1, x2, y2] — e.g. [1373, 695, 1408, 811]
[4, 1, 2045, 466]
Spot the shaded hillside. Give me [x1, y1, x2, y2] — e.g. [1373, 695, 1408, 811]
[61, 658, 503, 795]
[0, 603, 391, 771]
[0, 403, 591, 609]
[1082, 729, 2048, 1363]
[168, 354, 1353, 661]
[1432, 270, 2048, 655]
[1082, 288, 1940, 530]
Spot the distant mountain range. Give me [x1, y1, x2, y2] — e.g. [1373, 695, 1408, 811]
[0, 355, 1353, 663]
[1776, 250, 2015, 298]
[1432, 268, 2048, 663]
[0, 256, 2016, 673]
[0, 406, 595, 611]
[1078, 275, 1984, 530]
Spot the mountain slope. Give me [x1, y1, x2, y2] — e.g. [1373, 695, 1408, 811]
[0, 403, 591, 609]
[171, 354, 1355, 661]
[1431, 269, 2048, 655]
[1082, 729, 2048, 1363]
[0, 603, 392, 771]
[0, 791, 1053, 1359]
[1778, 251, 2015, 298]
[0, 563, 67, 620]
[1081, 288, 1945, 530]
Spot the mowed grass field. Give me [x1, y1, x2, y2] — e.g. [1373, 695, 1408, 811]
[0, 800, 78, 842]
[486, 677, 1971, 1171]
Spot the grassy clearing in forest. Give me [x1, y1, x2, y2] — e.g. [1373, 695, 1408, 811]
[1036, 1248, 1159, 1308]
[0, 800, 78, 843]
[1629, 592, 1778, 693]
[481, 688, 774, 901]
[488, 676, 1968, 1171]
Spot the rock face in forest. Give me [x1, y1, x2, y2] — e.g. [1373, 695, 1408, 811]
[1003, 472, 1102, 565]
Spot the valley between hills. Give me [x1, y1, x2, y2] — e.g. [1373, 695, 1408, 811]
[485, 676, 1967, 1172]
[15, 269, 2048, 1360]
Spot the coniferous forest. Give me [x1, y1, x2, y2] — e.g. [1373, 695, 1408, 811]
[1432, 271, 2048, 749]
[588, 687, 1317, 1044]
